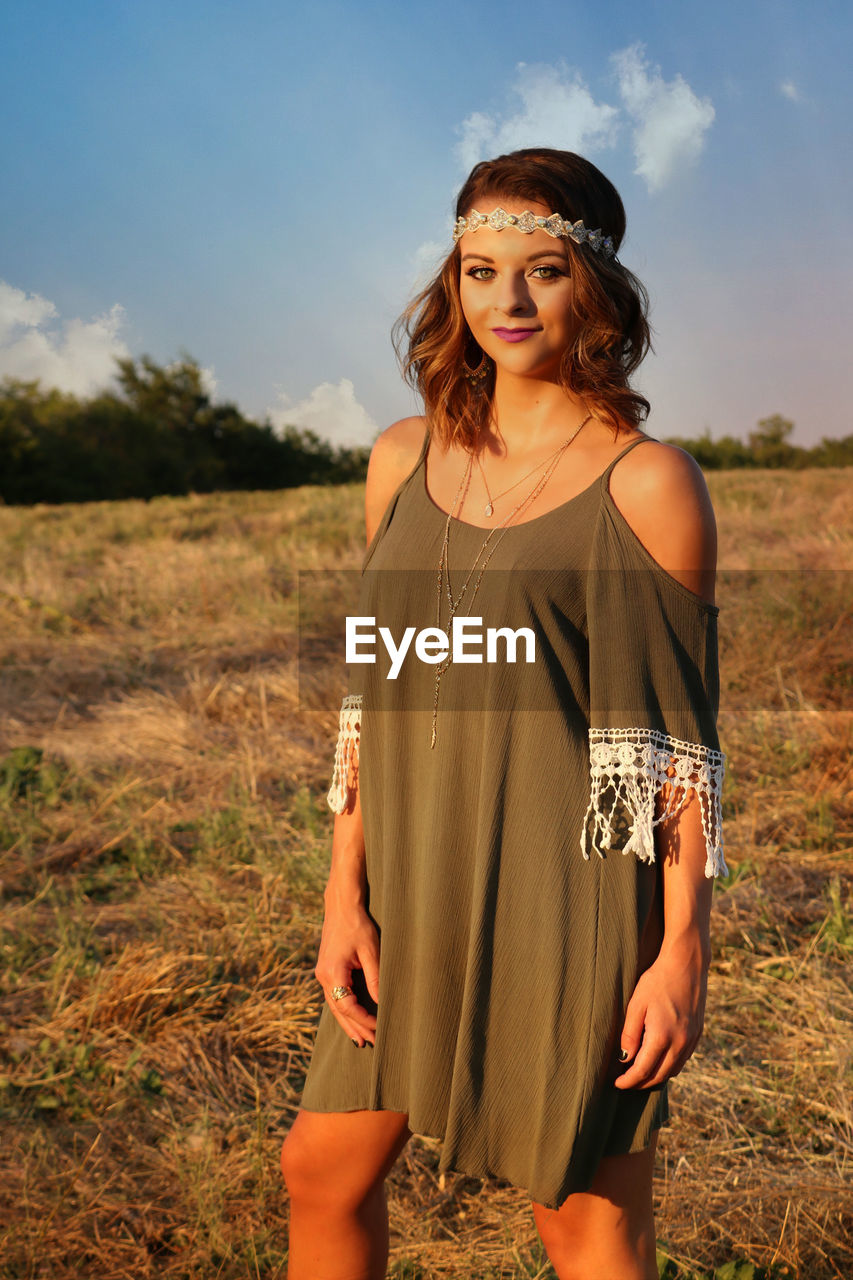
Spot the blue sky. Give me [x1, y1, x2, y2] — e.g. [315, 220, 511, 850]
[1, 0, 851, 446]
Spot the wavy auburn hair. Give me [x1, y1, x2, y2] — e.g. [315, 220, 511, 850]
[394, 148, 652, 449]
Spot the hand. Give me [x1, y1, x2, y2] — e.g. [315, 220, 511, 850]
[614, 937, 709, 1090]
[315, 893, 380, 1048]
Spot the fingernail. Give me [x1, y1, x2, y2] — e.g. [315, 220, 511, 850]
[618, 1048, 630, 1062]
[351, 1039, 359, 1046]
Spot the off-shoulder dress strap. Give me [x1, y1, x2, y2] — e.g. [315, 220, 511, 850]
[599, 433, 658, 488]
[415, 425, 431, 468]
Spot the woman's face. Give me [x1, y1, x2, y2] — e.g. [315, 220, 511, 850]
[457, 199, 579, 382]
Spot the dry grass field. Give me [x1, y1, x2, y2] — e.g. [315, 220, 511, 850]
[0, 468, 851, 1279]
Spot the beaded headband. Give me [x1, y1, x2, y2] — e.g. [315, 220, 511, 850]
[453, 207, 616, 258]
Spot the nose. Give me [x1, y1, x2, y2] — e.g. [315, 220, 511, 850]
[494, 271, 533, 316]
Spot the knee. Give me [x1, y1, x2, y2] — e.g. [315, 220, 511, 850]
[280, 1124, 318, 1203]
[534, 1201, 655, 1280]
[280, 1121, 374, 1214]
[535, 1208, 586, 1279]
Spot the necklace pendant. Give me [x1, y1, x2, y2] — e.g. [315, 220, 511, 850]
[484, 502, 493, 517]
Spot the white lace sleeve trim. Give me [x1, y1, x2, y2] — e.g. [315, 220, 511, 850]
[580, 727, 727, 878]
[327, 694, 363, 814]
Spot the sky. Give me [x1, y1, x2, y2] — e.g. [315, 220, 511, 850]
[1, 0, 852, 448]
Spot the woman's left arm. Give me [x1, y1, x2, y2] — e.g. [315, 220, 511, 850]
[606, 440, 719, 1089]
[614, 793, 713, 1088]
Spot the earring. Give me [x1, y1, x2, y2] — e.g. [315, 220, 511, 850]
[462, 343, 491, 391]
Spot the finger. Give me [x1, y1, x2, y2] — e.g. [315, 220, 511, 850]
[358, 944, 380, 1004]
[340, 1003, 378, 1044]
[618, 1016, 703, 1087]
[329, 1003, 371, 1048]
[326, 989, 377, 1045]
[327, 982, 378, 1029]
[635, 1046, 681, 1090]
[649, 1036, 696, 1086]
[614, 977, 648, 1070]
[618, 989, 648, 1066]
[614, 1037, 667, 1090]
[326, 992, 362, 1032]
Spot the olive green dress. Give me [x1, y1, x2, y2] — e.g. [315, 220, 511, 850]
[302, 429, 725, 1210]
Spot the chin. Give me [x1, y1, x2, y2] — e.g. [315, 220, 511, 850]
[494, 355, 562, 380]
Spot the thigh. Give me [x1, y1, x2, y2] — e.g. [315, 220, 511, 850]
[532, 1137, 658, 1280]
[282, 1108, 412, 1204]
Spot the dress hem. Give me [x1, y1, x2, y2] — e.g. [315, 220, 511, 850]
[297, 1092, 669, 1210]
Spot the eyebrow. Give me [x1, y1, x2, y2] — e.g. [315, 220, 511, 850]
[460, 250, 568, 264]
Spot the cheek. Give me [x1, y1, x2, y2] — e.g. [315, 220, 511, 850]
[459, 284, 484, 331]
[549, 291, 577, 333]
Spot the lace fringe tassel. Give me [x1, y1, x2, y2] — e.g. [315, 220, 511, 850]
[327, 694, 363, 814]
[581, 727, 727, 878]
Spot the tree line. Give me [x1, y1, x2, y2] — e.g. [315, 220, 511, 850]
[0, 356, 369, 505]
[665, 414, 853, 470]
[0, 357, 850, 505]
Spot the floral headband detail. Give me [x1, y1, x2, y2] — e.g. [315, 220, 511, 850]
[452, 207, 616, 258]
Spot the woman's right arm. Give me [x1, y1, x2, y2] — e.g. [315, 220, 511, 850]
[315, 416, 427, 1048]
[316, 788, 379, 1046]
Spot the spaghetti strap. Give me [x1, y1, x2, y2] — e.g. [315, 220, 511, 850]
[600, 433, 657, 485]
[416, 426, 431, 469]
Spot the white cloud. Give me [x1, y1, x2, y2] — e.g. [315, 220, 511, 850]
[0, 280, 130, 396]
[270, 378, 379, 448]
[0, 281, 58, 343]
[454, 62, 620, 172]
[779, 80, 802, 103]
[452, 53, 714, 194]
[613, 45, 715, 192]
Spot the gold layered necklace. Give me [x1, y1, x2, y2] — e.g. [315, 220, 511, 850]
[430, 412, 592, 748]
[475, 432, 576, 517]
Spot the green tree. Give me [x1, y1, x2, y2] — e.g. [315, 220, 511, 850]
[662, 428, 753, 470]
[748, 414, 799, 467]
[807, 433, 853, 466]
[0, 355, 370, 504]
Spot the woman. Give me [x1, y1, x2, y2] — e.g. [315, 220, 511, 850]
[281, 148, 726, 1280]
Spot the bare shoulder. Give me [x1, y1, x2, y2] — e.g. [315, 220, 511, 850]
[365, 416, 428, 546]
[607, 437, 718, 606]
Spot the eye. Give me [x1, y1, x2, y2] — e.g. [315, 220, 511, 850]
[465, 266, 495, 281]
[530, 265, 567, 280]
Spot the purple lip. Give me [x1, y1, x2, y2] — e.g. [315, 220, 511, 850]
[492, 327, 539, 343]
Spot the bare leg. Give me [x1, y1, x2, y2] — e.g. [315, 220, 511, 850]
[532, 1137, 658, 1280]
[281, 1108, 411, 1280]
